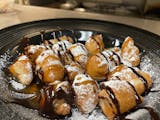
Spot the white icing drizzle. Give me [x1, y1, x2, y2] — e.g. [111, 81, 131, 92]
[52, 40, 72, 55]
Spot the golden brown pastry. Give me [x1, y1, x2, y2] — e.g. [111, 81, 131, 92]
[52, 40, 72, 64]
[65, 62, 84, 83]
[52, 40, 72, 56]
[52, 81, 73, 116]
[72, 74, 99, 113]
[24, 45, 46, 63]
[50, 35, 74, 44]
[68, 43, 88, 68]
[85, 34, 104, 54]
[108, 65, 152, 95]
[40, 81, 73, 117]
[35, 50, 64, 84]
[121, 36, 140, 67]
[61, 52, 73, 65]
[99, 80, 143, 120]
[86, 50, 121, 80]
[9, 55, 33, 85]
[43, 36, 74, 49]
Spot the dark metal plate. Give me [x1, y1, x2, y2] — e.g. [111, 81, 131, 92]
[0, 18, 160, 120]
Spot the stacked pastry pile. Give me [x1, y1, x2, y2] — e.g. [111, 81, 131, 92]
[9, 34, 152, 120]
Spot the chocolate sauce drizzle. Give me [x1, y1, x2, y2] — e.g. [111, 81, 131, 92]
[39, 85, 73, 119]
[112, 51, 121, 65]
[47, 40, 53, 48]
[79, 43, 86, 52]
[114, 77, 142, 105]
[105, 86, 121, 116]
[39, 86, 55, 118]
[128, 67, 148, 93]
[138, 107, 160, 120]
[109, 51, 119, 66]
[91, 36, 100, 49]
[100, 52, 110, 65]
[7, 31, 160, 120]
[40, 30, 45, 42]
[62, 41, 67, 50]
[126, 81, 142, 105]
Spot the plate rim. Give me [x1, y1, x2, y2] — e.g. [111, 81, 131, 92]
[0, 18, 159, 38]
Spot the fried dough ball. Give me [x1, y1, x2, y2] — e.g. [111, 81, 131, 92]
[40, 81, 73, 117]
[52, 99, 71, 116]
[65, 62, 84, 83]
[36, 50, 64, 84]
[9, 55, 33, 85]
[24, 45, 46, 63]
[68, 43, 88, 68]
[85, 34, 104, 54]
[86, 50, 121, 80]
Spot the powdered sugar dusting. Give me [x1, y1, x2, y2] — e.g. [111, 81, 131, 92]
[68, 108, 107, 120]
[43, 60, 62, 68]
[25, 62, 33, 80]
[27, 45, 45, 54]
[140, 51, 160, 92]
[55, 81, 70, 94]
[73, 74, 93, 86]
[96, 54, 107, 67]
[52, 40, 72, 55]
[9, 80, 26, 90]
[36, 49, 54, 64]
[121, 37, 140, 67]
[65, 64, 80, 73]
[110, 66, 135, 80]
[0, 50, 11, 69]
[101, 50, 117, 70]
[0, 42, 160, 120]
[35, 49, 55, 70]
[69, 43, 88, 57]
[73, 74, 98, 113]
[18, 55, 28, 61]
[101, 80, 132, 92]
